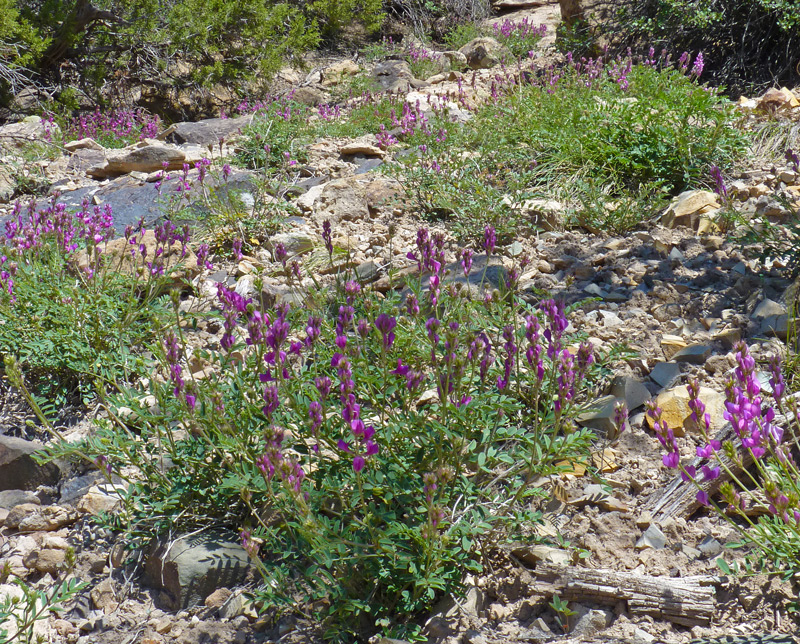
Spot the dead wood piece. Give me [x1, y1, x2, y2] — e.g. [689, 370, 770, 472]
[533, 563, 717, 627]
[646, 421, 748, 522]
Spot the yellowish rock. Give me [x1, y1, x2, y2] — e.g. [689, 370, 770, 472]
[646, 385, 726, 437]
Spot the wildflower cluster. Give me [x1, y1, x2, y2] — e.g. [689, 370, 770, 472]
[492, 18, 547, 58]
[60, 209, 608, 639]
[56, 108, 161, 148]
[650, 342, 800, 571]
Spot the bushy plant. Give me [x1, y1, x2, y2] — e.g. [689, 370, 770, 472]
[37, 218, 621, 641]
[0, 196, 190, 410]
[0, 556, 86, 644]
[0, 0, 386, 110]
[490, 18, 547, 59]
[393, 50, 748, 237]
[648, 343, 800, 577]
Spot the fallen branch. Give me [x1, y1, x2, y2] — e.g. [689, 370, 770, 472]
[532, 563, 719, 627]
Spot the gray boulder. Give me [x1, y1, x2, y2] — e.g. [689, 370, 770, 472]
[144, 530, 252, 610]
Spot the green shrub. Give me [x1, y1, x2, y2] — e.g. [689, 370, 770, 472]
[39, 220, 619, 641]
[0, 0, 385, 109]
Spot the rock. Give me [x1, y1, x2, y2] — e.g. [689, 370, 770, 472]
[752, 298, 786, 319]
[610, 375, 651, 410]
[295, 182, 325, 211]
[757, 87, 800, 112]
[0, 165, 15, 203]
[340, 138, 384, 158]
[559, 0, 606, 28]
[0, 489, 40, 509]
[77, 485, 123, 515]
[6, 503, 77, 531]
[218, 590, 258, 620]
[576, 395, 626, 438]
[162, 116, 252, 147]
[671, 344, 713, 365]
[0, 435, 61, 491]
[316, 176, 369, 221]
[290, 86, 329, 106]
[441, 50, 468, 70]
[511, 544, 571, 566]
[459, 37, 512, 70]
[91, 579, 117, 611]
[495, 0, 548, 8]
[571, 607, 612, 638]
[88, 141, 188, 178]
[269, 232, 317, 256]
[204, 587, 233, 610]
[649, 362, 681, 389]
[144, 530, 252, 610]
[761, 314, 789, 341]
[660, 334, 687, 360]
[0, 116, 60, 148]
[23, 548, 67, 575]
[661, 190, 720, 229]
[636, 524, 667, 550]
[371, 60, 416, 92]
[64, 137, 105, 152]
[321, 60, 361, 87]
[355, 260, 380, 284]
[646, 385, 726, 436]
[697, 536, 722, 558]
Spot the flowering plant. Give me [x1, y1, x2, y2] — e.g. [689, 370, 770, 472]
[649, 342, 800, 572]
[44, 218, 617, 640]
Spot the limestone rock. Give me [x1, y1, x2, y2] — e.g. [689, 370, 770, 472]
[0, 435, 61, 491]
[64, 137, 105, 152]
[340, 137, 384, 158]
[0, 489, 40, 509]
[371, 60, 416, 92]
[91, 579, 118, 611]
[88, 141, 188, 178]
[321, 60, 361, 87]
[649, 362, 681, 389]
[661, 190, 720, 229]
[6, 503, 77, 531]
[646, 385, 726, 437]
[576, 394, 626, 438]
[316, 176, 369, 221]
[440, 50, 468, 70]
[23, 548, 67, 575]
[757, 87, 800, 112]
[0, 116, 60, 149]
[458, 37, 512, 70]
[144, 530, 252, 610]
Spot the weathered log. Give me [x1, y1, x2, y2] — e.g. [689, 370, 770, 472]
[646, 421, 750, 522]
[532, 563, 718, 627]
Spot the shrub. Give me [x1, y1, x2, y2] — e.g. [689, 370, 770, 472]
[0, 0, 385, 110]
[37, 220, 621, 641]
[602, 0, 800, 95]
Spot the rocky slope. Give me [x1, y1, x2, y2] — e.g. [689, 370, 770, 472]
[1, 2, 800, 643]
